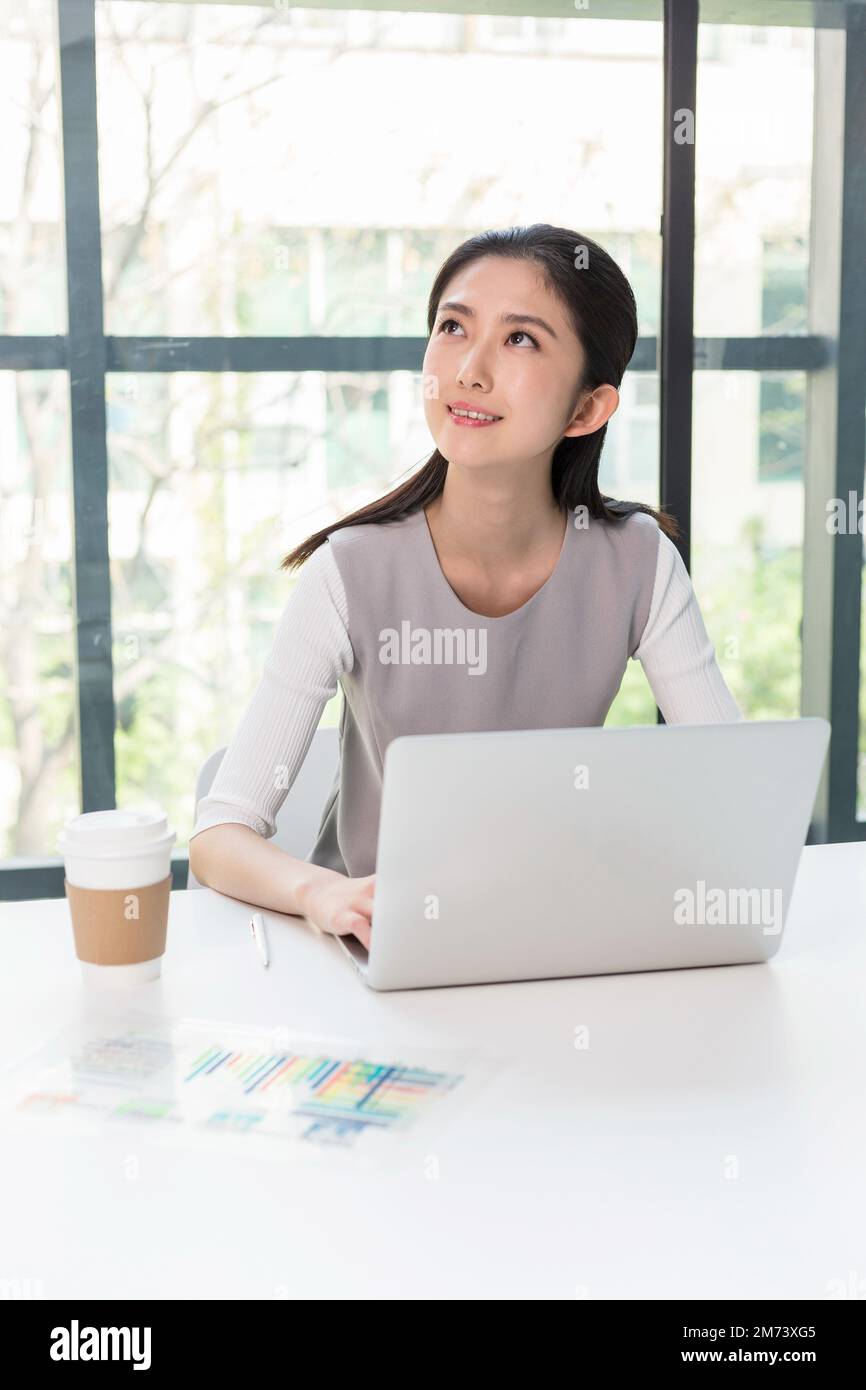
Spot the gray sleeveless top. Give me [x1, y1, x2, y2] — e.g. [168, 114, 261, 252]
[307, 505, 659, 879]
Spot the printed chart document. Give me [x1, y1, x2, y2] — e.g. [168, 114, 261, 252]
[0, 1009, 505, 1171]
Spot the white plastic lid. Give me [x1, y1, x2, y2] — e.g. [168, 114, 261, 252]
[57, 809, 176, 859]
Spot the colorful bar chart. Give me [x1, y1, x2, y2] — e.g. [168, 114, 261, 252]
[4, 1016, 476, 1159]
[181, 1042, 464, 1147]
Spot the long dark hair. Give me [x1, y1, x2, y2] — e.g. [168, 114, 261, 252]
[280, 223, 679, 571]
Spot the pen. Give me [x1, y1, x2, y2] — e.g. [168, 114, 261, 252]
[250, 911, 269, 968]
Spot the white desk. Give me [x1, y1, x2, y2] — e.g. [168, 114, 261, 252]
[1, 842, 865, 1300]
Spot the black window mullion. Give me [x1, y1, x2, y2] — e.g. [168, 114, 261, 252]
[660, 0, 698, 573]
[57, 0, 117, 816]
[657, 0, 698, 728]
[829, 24, 866, 839]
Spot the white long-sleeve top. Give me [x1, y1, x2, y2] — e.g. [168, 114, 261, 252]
[190, 525, 743, 849]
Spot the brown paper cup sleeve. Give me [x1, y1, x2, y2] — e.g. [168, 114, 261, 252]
[64, 874, 171, 965]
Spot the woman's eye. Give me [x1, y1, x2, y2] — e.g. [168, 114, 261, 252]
[507, 329, 539, 349]
[437, 319, 539, 349]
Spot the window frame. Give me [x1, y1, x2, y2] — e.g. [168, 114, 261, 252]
[1, 0, 864, 899]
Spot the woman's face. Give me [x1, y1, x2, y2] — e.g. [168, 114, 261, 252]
[422, 255, 615, 471]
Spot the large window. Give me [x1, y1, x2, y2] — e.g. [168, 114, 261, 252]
[2, 1, 864, 895]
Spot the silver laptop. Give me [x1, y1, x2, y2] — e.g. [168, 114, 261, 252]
[333, 718, 830, 991]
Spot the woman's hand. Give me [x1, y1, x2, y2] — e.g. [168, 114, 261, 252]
[299, 870, 376, 950]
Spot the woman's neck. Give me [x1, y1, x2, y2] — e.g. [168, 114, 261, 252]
[424, 488, 566, 575]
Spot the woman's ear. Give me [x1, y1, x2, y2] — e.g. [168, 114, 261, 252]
[563, 384, 620, 438]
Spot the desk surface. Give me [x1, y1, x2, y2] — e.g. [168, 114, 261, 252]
[1, 842, 865, 1300]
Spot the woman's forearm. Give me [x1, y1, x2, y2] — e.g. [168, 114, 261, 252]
[188, 823, 341, 918]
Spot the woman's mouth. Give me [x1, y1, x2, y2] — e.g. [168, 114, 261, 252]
[447, 405, 502, 428]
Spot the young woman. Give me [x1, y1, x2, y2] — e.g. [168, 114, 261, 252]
[189, 224, 742, 949]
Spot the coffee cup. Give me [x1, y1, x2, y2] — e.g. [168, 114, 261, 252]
[57, 809, 176, 985]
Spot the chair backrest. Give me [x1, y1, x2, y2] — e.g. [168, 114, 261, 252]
[187, 725, 340, 889]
